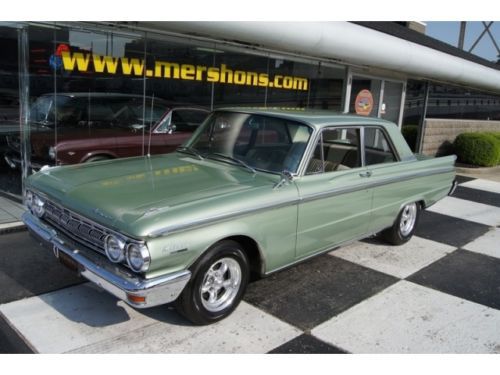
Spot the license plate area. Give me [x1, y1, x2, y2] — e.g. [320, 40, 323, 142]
[53, 245, 79, 272]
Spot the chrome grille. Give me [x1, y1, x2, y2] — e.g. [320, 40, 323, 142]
[43, 201, 108, 254]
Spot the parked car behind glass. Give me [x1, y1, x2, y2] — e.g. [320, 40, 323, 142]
[4, 93, 209, 170]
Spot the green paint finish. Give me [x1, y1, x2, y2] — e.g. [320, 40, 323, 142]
[26, 109, 456, 279]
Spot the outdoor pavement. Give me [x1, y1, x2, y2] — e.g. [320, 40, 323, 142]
[0, 196, 23, 225]
[0, 175, 499, 353]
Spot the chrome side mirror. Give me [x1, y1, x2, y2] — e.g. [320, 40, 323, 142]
[167, 124, 177, 134]
[273, 170, 293, 190]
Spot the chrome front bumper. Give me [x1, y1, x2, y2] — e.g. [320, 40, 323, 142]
[22, 212, 191, 308]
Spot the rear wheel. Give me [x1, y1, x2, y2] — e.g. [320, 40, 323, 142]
[381, 202, 420, 245]
[175, 240, 249, 325]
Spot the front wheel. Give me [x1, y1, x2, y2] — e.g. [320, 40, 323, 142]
[175, 240, 249, 325]
[381, 202, 420, 245]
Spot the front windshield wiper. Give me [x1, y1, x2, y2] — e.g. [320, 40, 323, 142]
[206, 152, 256, 174]
[176, 146, 204, 160]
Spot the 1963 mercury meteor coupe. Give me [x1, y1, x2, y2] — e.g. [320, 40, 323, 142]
[22, 109, 457, 324]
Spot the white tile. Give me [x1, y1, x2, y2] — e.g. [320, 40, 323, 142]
[0, 283, 159, 353]
[427, 196, 500, 227]
[70, 302, 301, 354]
[0, 221, 24, 231]
[463, 228, 500, 259]
[0, 283, 300, 354]
[461, 179, 500, 194]
[330, 236, 455, 279]
[312, 281, 500, 353]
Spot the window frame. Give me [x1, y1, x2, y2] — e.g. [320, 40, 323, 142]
[363, 125, 401, 166]
[300, 124, 402, 177]
[302, 125, 363, 176]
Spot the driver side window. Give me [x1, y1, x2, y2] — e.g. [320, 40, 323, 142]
[306, 128, 361, 174]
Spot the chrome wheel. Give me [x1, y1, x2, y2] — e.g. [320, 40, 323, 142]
[399, 203, 417, 236]
[200, 257, 242, 312]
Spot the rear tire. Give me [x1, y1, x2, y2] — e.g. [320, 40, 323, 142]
[381, 202, 420, 245]
[175, 240, 249, 325]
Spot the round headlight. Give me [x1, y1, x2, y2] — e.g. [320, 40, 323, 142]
[32, 194, 45, 218]
[126, 243, 150, 272]
[104, 235, 126, 263]
[26, 191, 33, 209]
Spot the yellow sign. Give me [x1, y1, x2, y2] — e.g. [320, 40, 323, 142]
[60, 51, 309, 91]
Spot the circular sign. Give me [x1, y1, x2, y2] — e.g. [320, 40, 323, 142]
[355, 89, 374, 116]
[55, 43, 70, 56]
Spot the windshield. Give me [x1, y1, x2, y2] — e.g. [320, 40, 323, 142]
[185, 111, 312, 173]
[29, 95, 169, 129]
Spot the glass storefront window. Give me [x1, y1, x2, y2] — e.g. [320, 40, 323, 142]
[0, 22, 348, 219]
[0, 25, 21, 199]
[426, 83, 500, 121]
[381, 81, 403, 124]
[402, 80, 428, 152]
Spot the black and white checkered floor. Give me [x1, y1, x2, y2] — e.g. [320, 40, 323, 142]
[1, 175, 499, 353]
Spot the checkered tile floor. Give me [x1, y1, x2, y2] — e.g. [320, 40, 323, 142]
[1, 175, 499, 353]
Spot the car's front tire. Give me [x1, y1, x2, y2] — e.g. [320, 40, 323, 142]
[381, 202, 420, 245]
[175, 240, 250, 325]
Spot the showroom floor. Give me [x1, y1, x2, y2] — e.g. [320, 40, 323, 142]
[0, 175, 499, 353]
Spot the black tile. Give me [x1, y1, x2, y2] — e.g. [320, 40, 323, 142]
[0, 314, 33, 353]
[268, 334, 347, 354]
[408, 249, 500, 310]
[244, 255, 398, 330]
[452, 186, 500, 208]
[456, 175, 476, 184]
[416, 210, 490, 247]
[0, 231, 84, 304]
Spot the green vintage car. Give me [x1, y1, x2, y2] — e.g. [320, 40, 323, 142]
[23, 109, 457, 324]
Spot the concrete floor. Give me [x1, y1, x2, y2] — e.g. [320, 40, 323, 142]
[0, 196, 24, 229]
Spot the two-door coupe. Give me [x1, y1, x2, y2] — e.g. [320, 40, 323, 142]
[22, 109, 457, 324]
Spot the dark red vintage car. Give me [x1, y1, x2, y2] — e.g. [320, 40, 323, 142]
[5, 93, 209, 170]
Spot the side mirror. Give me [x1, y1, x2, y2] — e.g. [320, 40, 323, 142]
[167, 124, 177, 134]
[273, 170, 293, 190]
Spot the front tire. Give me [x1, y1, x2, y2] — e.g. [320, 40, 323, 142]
[381, 202, 420, 245]
[175, 240, 249, 325]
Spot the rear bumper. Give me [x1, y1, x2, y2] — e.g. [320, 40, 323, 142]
[22, 211, 191, 308]
[448, 179, 458, 196]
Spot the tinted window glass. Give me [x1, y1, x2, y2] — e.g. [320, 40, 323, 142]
[306, 128, 361, 174]
[364, 127, 397, 165]
[188, 112, 312, 173]
[171, 109, 208, 131]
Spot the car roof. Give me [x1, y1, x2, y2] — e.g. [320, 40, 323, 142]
[37, 93, 209, 110]
[214, 107, 397, 129]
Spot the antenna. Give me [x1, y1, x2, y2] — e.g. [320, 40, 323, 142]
[147, 93, 154, 157]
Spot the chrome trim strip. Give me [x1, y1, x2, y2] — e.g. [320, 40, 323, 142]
[148, 197, 301, 237]
[148, 166, 455, 238]
[299, 166, 455, 204]
[22, 212, 191, 308]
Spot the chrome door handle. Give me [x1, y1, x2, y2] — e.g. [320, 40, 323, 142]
[359, 171, 372, 178]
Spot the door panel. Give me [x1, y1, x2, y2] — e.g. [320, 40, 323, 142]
[295, 168, 372, 259]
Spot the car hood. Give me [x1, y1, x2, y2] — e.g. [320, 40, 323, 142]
[27, 153, 286, 238]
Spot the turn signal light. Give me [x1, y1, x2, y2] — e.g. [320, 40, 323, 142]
[127, 294, 146, 305]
